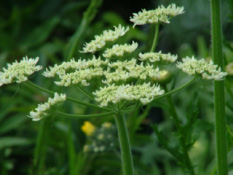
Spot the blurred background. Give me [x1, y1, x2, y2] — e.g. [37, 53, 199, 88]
[0, 0, 233, 174]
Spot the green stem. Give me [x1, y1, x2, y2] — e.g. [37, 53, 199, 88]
[26, 81, 110, 111]
[150, 23, 159, 52]
[153, 77, 197, 101]
[76, 85, 95, 100]
[164, 86, 195, 175]
[57, 111, 114, 119]
[114, 113, 134, 175]
[211, 0, 228, 174]
[65, 0, 103, 60]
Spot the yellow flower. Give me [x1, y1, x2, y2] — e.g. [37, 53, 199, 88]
[81, 121, 96, 136]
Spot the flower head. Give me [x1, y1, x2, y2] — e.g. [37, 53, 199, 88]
[93, 83, 164, 107]
[81, 25, 129, 53]
[103, 41, 138, 58]
[103, 59, 164, 84]
[139, 51, 177, 63]
[28, 93, 66, 121]
[0, 56, 42, 86]
[176, 56, 228, 80]
[130, 3, 184, 27]
[54, 67, 105, 86]
[43, 56, 108, 78]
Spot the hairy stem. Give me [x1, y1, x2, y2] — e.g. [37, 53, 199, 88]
[150, 23, 160, 52]
[114, 113, 134, 175]
[211, 0, 228, 174]
[164, 86, 195, 175]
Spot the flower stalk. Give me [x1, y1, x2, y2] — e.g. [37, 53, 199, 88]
[211, 0, 228, 174]
[114, 113, 134, 175]
[150, 23, 159, 52]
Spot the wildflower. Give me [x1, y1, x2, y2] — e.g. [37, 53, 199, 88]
[81, 25, 129, 53]
[28, 93, 66, 121]
[103, 41, 138, 58]
[54, 67, 105, 86]
[130, 3, 184, 27]
[0, 56, 42, 86]
[93, 83, 164, 107]
[176, 56, 228, 80]
[139, 51, 177, 63]
[226, 62, 233, 76]
[103, 61, 164, 84]
[81, 121, 96, 136]
[43, 56, 108, 78]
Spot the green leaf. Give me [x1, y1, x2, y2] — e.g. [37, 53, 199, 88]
[0, 137, 31, 149]
[21, 17, 60, 50]
[0, 114, 27, 134]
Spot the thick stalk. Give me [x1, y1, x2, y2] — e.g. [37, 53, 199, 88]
[150, 23, 159, 52]
[114, 113, 134, 175]
[164, 86, 195, 175]
[211, 0, 228, 174]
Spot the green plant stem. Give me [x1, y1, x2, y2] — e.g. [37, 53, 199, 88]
[153, 77, 197, 101]
[65, 0, 103, 60]
[57, 111, 114, 119]
[211, 0, 228, 174]
[150, 23, 159, 52]
[76, 85, 95, 100]
[26, 81, 110, 111]
[164, 86, 195, 175]
[114, 113, 134, 175]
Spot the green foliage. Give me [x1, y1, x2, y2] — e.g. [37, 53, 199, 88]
[1, 0, 233, 175]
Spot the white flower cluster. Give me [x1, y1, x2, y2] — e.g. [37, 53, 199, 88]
[81, 25, 129, 53]
[0, 56, 42, 86]
[103, 60, 163, 84]
[55, 67, 104, 86]
[28, 93, 66, 121]
[176, 56, 228, 80]
[139, 51, 177, 63]
[43, 56, 108, 77]
[130, 3, 184, 27]
[93, 83, 164, 106]
[103, 41, 138, 58]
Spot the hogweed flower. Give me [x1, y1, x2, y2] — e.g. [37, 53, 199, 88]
[43, 56, 108, 78]
[93, 83, 164, 107]
[130, 3, 184, 27]
[103, 61, 164, 84]
[81, 25, 129, 53]
[176, 56, 228, 80]
[0, 56, 42, 86]
[139, 51, 177, 63]
[28, 93, 66, 121]
[54, 67, 105, 86]
[103, 41, 138, 58]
